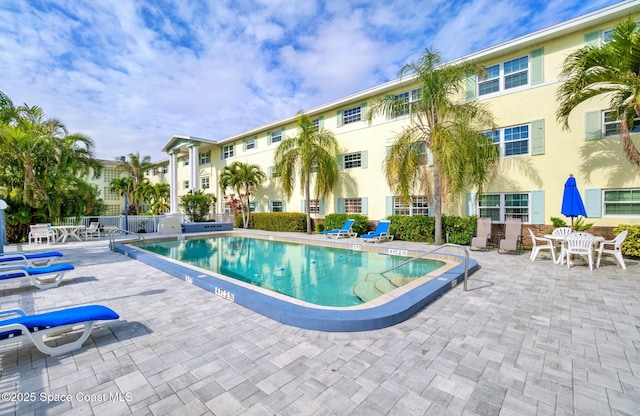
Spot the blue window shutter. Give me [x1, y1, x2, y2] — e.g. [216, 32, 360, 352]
[360, 102, 368, 120]
[386, 196, 393, 217]
[268, 201, 272, 211]
[319, 199, 325, 215]
[318, 115, 324, 129]
[361, 197, 368, 214]
[252, 135, 257, 149]
[219, 148, 224, 160]
[465, 192, 476, 216]
[585, 111, 602, 141]
[243, 140, 247, 151]
[530, 190, 545, 224]
[585, 188, 602, 218]
[584, 31, 601, 47]
[337, 198, 344, 213]
[361, 150, 368, 169]
[338, 154, 344, 170]
[530, 48, 544, 85]
[465, 73, 477, 101]
[267, 131, 272, 145]
[531, 119, 545, 155]
[427, 149, 434, 166]
[282, 201, 286, 212]
[300, 199, 305, 213]
[337, 110, 344, 127]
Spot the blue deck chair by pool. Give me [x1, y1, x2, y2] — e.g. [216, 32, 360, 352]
[0, 305, 119, 355]
[361, 220, 394, 243]
[0, 263, 74, 290]
[0, 251, 63, 267]
[322, 219, 357, 239]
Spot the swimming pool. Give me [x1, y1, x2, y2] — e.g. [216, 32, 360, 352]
[138, 236, 446, 307]
[115, 232, 478, 331]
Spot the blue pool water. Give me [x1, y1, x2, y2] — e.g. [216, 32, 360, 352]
[140, 236, 445, 307]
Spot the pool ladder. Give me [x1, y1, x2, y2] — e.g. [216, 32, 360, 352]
[359, 243, 470, 296]
[108, 228, 146, 251]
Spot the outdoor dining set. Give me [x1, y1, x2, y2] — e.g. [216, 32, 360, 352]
[27, 221, 102, 245]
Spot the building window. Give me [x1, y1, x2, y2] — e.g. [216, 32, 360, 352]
[478, 56, 528, 96]
[249, 202, 257, 212]
[183, 180, 190, 189]
[271, 201, 283, 212]
[246, 137, 256, 150]
[201, 177, 210, 189]
[222, 144, 234, 159]
[393, 196, 429, 216]
[603, 110, 640, 136]
[103, 169, 118, 183]
[200, 151, 211, 164]
[344, 198, 362, 214]
[478, 193, 529, 222]
[343, 106, 361, 125]
[604, 189, 640, 215]
[393, 88, 421, 117]
[152, 167, 158, 176]
[145, 170, 150, 177]
[268, 166, 280, 178]
[308, 200, 320, 213]
[485, 124, 529, 157]
[270, 130, 282, 144]
[343, 152, 362, 169]
[312, 118, 321, 130]
[162, 165, 168, 174]
[183, 158, 189, 166]
[102, 187, 119, 201]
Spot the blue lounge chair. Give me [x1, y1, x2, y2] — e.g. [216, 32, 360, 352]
[322, 219, 357, 239]
[361, 220, 394, 243]
[0, 305, 119, 355]
[0, 251, 63, 267]
[0, 263, 74, 290]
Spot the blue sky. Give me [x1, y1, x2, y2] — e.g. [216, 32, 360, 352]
[0, 0, 625, 162]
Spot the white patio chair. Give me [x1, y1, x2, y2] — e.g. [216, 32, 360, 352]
[28, 225, 53, 246]
[564, 232, 595, 271]
[528, 228, 556, 262]
[83, 222, 101, 240]
[596, 230, 628, 270]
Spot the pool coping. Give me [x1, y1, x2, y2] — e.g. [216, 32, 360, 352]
[114, 231, 479, 332]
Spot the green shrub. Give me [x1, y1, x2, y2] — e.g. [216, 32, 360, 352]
[315, 222, 325, 233]
[234, 212, 307, 232]
[550, 216, 593, 231]
[387, 215, 435, 242]
[322, 213, 368, 236]
[614, 224, 640, 258]
[442, 215, 477, 245]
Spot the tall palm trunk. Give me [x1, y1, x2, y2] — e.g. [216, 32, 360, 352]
[304, 174, 312, 234]
[432, 161, 443, 245]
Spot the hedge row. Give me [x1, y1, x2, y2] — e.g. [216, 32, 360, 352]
[386, 215, 477, 244]
[321, 214, 369, 236]
[614, 224, 640, 258]
[234, 212, 307, 232]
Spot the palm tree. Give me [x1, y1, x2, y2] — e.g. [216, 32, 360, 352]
[109, 177, 136, 214]
[557, 19, 640, 167]
[138, 182, 170, 214]
[114, 152, 153, 214]
[274, 112, 340, 234]
[368, 49, 499, 244]
[219, 161, 266, 228]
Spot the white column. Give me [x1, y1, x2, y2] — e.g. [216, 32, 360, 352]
[169, 151, 179, 213]
[188, 144, 199, 192]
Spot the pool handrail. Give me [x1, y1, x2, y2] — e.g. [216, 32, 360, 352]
[108, 228, 146, 251]
[365, 243, 470, 291]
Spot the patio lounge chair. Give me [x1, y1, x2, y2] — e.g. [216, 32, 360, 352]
[83, 221, 101, 240]
[0, 251, 63, 267]
[0, 263, 74, 290]
[322, 219, 356, 239]
[361, 221, 393, 244]
[0, 305, 119, 356]
[527, 228, 556, 262]
[596, 229, 628, 269]
[471, 217, 493, 250]
[565, 232, 595, 270]
[499, 218, 524, 254]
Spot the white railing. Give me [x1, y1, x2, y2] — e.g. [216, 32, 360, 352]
[55, 213, 235, 233]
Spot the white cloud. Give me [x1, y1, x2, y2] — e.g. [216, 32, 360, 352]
[0, 0, 622, 162]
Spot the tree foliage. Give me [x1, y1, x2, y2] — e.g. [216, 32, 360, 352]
[179, 190, 216, 222]
[219, 161, 266, 228]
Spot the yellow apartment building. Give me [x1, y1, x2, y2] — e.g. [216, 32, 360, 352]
[143, 1, 640, 229]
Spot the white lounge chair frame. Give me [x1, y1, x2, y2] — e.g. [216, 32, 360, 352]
[596, 230, 627, 269]
[83, 221, 101, 240]
[323, 219, 356, 239]
[0, 264, 73, 290]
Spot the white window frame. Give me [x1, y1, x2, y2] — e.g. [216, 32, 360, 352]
[603, 188, 640, 216]
[393, 196, 429, 216]
[162, 165, 168, 174]
[222, 144, 234, 159]
[201, 177, 210, 189]
[270, 130, 282, 144]
[183, 180, 190, 190]
[485, 124, 530, 157]
[308, 199, 320, 214]
[344, 198, 362, 214]
[478, 55, 529, 96]
[343, 152, 362, 169]
[200, 151, 211, 164]
[478, 192, 530, 223]
[343, 106, 362, 125]
[603, 110, 640, 137]
[393, 88, 421, 118]
[271, 201, 284, 213]
[246, 137, 256, 150]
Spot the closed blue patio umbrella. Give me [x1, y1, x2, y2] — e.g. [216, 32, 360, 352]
[561, 174, 587, 228]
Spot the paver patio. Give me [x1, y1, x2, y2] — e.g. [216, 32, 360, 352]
[0, 232, 638, 415]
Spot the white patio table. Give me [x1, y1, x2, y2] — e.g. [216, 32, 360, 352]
[52, 225, 86, 243]
[547, 233, 604, 265]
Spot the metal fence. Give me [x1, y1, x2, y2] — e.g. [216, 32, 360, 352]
[55, 213, 235, 233]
